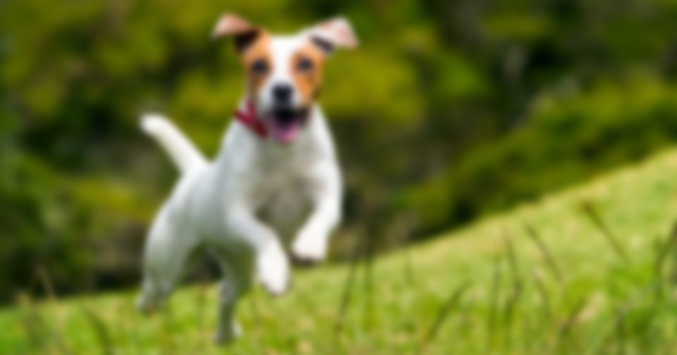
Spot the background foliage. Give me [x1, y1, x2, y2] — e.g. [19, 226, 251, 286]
[2, 0, 677, 301]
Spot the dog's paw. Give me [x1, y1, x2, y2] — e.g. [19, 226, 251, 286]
[291, 235, 327, 265]
[136, 294, 158, 315]
[257, 244, 290, 296]
[214, 322, 242, 345]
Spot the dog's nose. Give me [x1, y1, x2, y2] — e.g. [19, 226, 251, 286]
[272, 84, 293, 103]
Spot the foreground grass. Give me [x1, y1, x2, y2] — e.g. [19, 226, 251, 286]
[3, 149, 677, 354]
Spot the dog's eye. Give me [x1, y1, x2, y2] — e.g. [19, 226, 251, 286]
[251, 59, 269, 75]
[297, 57, 314, 73]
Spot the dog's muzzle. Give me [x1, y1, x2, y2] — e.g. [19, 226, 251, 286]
[265, 107, 309, 144]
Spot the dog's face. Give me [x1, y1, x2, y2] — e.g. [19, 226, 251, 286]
[214, 14, 358, 143]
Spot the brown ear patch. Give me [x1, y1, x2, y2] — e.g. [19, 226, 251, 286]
[213, 14, 264, 54]
[291, 44, 326, 106]
[233, 30, 262, 53]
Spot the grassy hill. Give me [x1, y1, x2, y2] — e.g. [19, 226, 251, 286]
[2, 147, 677, 355]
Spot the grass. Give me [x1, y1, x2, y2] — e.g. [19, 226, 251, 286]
[3, 147, 677, 354]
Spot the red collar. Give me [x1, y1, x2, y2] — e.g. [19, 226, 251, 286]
[234, 100, 268, 138]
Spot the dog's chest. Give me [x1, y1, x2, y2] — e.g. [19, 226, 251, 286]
[252, 164, 312, 237]
[221, 116, 331, 236]
[249, 146, 318, 234]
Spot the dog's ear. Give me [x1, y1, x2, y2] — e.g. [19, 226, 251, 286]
[307, 17, 358, 55]
[213, 13, 263, 54]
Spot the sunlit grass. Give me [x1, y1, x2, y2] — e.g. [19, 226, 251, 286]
[2, 147, 677, 354]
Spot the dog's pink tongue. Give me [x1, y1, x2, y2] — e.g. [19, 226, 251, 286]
[270, 121, 299, 144]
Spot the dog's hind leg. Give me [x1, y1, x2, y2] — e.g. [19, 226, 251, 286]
[214, 278, 242, 345]
[137, 208, 199, 313]
[213, 254, 254, 345]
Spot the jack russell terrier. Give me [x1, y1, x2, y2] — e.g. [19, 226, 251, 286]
[136, 13, 357, 344]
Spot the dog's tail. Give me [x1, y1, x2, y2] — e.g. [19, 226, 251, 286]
[141, 114, 207, 174]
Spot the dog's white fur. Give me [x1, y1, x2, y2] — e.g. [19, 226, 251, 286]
[136, 17, 352, 344]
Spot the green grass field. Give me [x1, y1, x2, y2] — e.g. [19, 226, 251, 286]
[3, 148, 677, 355]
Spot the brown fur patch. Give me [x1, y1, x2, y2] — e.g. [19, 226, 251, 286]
[291, 43, 326, 107]
[240, 33, 272, 98]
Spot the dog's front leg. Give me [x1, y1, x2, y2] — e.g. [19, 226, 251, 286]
[227, 207, 290, 296]
[292, 164, 342, 263]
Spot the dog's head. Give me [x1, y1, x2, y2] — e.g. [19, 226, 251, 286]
[213, 14, 358, 143]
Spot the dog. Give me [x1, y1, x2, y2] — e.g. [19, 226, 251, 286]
[136, 13, 357, 344]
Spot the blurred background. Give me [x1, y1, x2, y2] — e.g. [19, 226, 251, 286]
[2, 0, 677, 304]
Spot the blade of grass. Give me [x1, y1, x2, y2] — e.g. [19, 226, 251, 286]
[502, 233, 523, 351]
[417, 282, 470, 355]
[524, 224, 563, 282]
[487, 254, 503, 353]
[579, 201, 628, 262]
[333, 230, 364, 341]
[36, 266, 73, 355]
[553, 297, 588, 354]
[532, 270, 552, 322]
[80, 305, 113, 355]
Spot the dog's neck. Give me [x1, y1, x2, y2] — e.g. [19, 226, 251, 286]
[234, 99, 267, 139]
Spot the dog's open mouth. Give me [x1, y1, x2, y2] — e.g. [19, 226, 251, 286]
[266, 108, 309, 144]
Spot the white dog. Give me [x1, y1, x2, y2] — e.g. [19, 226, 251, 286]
[136, 13, 357, 344]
